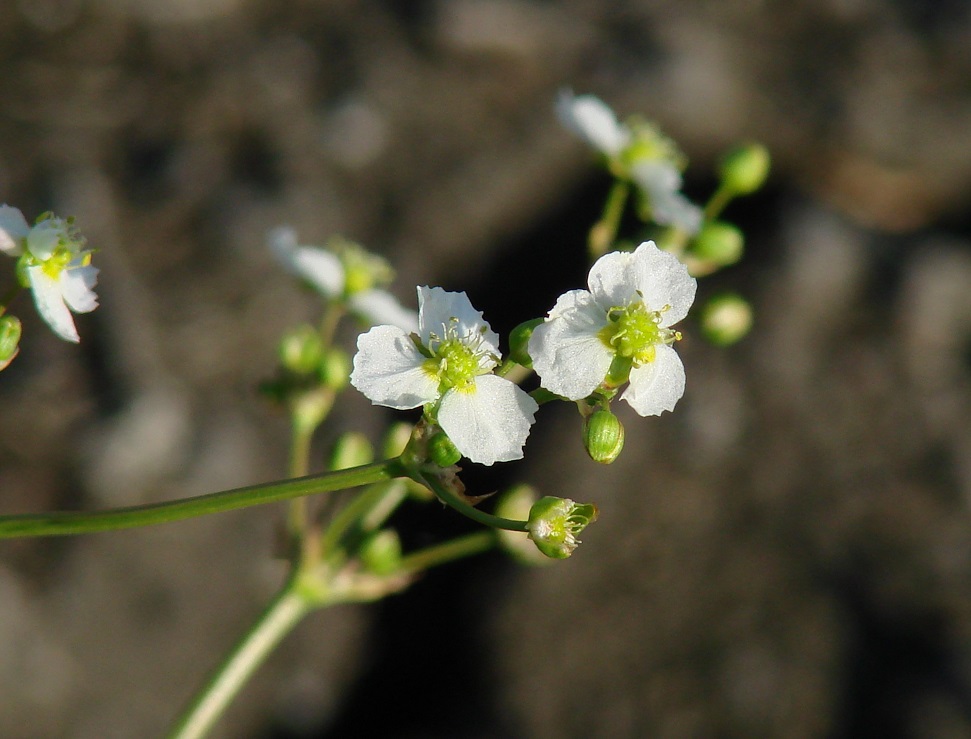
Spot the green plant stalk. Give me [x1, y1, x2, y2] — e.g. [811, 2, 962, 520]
[417, 471, 528, 532]
[704, 183, 734, 221]
[167, 578, 314, 739]
[0, 458, 407, 539]
[397, 530, 496, 573]
[589, 180, 629, 258]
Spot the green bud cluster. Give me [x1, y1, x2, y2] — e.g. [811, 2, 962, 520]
[719, 143, 770, 196]
[701, 293, 753, 346]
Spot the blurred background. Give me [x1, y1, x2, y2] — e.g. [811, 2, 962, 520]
[2, 1, 971, 737]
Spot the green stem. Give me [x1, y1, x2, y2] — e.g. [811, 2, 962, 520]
[286, 419, 316, 547]
[397, 530, 496, 573]
[589, 180, 629, 258]
[704, 183, 734, 221]
[417, 471, 528, 532]
[167, 580, 314, 739]
[319, 479, 408, 557]
[0, 458, 407, 539]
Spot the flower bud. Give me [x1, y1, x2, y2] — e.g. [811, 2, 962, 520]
[701, 293, 753, 346]
[428, 431, 462, 467]
[526, 496, 598, 559]
[329, 432, 374, 470]
[279, 324, 324, 375]
[320, 348, 351, 391]
[691, 221, 744, 267]
[359, 530, 402, 575]
[719, 143, 770, 195]
[509, 318, 543, 369]
[496, 485, 552, 565]
[583, 408, 625, 464]
[0, 315, 22, 371]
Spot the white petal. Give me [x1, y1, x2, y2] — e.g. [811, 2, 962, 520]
[437, 374, 538, 466]
[586, 248, 643, 309]
[621, 343, 686, 416]
[60, 264, 100, 313]
[26, 266, 79, 342]
[350, 325, 439, 409]
[0, 205, 29, 256]
[632, 161, 702, 235]
[25, 221, 62, 261]
[629, 241, 697, 326]
[349, 289, 419, 332]
[529, 290, 614, 400]
[417, 286, 500, 358]
[268, 226, 344, 298]
[556, 90, 631, 157]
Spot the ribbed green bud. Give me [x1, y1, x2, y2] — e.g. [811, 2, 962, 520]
[583, 408, 625, 464]
[428, 431, 462, 467]
[719, 143, 770, 195]
[692, 221, 744, 266]
[701, 293, 753, 346]
[526, 496, 598, 559]
[359, 530, 402, 576]
[509, 318, 543, 369]
[320, 348, 351, 391]
[0, 315, 22, 371]
[329, 432, 374, 471]
[279, 324, 324, 375]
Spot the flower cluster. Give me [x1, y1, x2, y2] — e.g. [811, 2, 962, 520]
[350, 240, 694, 469]
[557, 91, 702, 235]
[0, 204, 99, 344]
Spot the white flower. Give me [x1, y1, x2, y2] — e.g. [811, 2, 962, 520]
[351, 287, 538, 466]
[631, 161, 703, 235]
[0, 204, 30, 256]
[268, 226, 417, 332]
[556, 90, 631, 158]
[529, 241, 696, 416]
[1, 206, 99, 343]
[556, 92, 703, 235]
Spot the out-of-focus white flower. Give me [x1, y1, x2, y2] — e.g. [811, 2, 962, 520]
[631, 161, 703, 234]
[351, 287, 538, 466]
[268, 227, 417, 332]
[556, 90, 631, 158]
[556, 92, 703, 234]
[529, 241, 696, 416]
[1, 205, 99, 343]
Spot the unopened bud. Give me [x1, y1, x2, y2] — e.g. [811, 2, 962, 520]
[692, 221, 744, 267]
[320, 348, 351, 391]
[428, 431, 462, 467]
[583, 408, 625, 464]
[509, 318, 543, 369]
[701, 293, 753, 346]
[719, 143, 770, 195]
[526, 496, 598, 559]
[0, 315, 22, 371]
[359, 530, 402, 575]
[382, 422, 414, 459]
[329, 432, 374, 470]
[279, 324, 324, 375]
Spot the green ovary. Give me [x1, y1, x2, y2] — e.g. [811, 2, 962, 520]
[427, 339, 481, 391]
[599, 303, 668, 366]
[40, 248, 73, 280]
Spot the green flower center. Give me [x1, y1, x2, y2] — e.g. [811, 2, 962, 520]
[599, 301, 680, 367]
[40, 248, 74, 280]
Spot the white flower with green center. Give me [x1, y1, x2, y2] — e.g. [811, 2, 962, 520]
[268, 227, 418, 333]
[0, 205, 99, 343]
[556, 91, 703, 234]
[529, 241, 696, 416]
[351, 287, 538, 466]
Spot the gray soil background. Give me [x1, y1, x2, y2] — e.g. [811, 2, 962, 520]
[2, 1, 971, 737]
